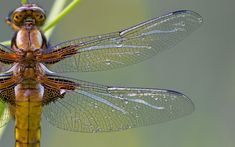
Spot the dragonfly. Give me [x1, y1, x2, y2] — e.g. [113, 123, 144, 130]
[0, 2, 202, 147]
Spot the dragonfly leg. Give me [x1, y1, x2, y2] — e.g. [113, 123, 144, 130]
[5, 17, 20, 31]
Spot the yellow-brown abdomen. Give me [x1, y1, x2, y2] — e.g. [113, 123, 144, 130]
[14, 84, 44, 147]
[15, 101, 42, 147]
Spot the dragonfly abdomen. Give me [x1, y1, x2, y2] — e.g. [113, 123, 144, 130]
[14, 84, 43, 147]
[15, 101, 42, 147]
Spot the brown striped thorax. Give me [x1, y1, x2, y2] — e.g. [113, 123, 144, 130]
[5, 4, 48, 81]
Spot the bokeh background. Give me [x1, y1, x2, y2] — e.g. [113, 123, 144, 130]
[0, 0, 234, 147]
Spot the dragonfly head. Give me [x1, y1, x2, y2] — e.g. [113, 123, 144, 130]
[9, 4, 46, 27]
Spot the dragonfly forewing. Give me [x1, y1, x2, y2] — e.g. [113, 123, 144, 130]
[46, 10, 202, 73]
[0, 44, 18, 71]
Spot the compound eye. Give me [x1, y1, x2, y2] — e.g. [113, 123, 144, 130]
[33, 11, 45, 25]
[12, 12, 25, 24]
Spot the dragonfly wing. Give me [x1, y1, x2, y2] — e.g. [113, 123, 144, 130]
[43, 76, 194, 132]
[0, 63, 11, 73]
[0, 44, 16, 72]
[0, 44, 13, 53]
[47, 10, 202, 73]
[0, 74, 19, 127]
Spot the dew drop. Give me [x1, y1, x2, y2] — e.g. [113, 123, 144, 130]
[116, 40, 121, 44]
[135, 52, 141, 56]
[116, 44, 123, 48]
[104, 60, 112, 65]
[134, 106, 140, 110]
[94, 128, 101, 133]
[169, 105, 173, 110]
[147, 46, 152, 49]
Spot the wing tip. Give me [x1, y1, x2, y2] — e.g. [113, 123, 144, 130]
[166, 89, 195, 113]
[173, 10, 203, 24]
[173, 10, 191, 14]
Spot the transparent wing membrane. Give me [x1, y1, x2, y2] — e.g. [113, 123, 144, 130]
[0, 44, 13, 53]
[43, 76, 194, 132]
[48, 10, 202, 72]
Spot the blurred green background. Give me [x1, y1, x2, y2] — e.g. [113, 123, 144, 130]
[0, 0, 235, 147]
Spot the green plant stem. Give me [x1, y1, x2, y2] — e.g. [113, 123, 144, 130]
[0, 109, 7, 140]
[43, 0, 68, 38]
[0, 41, 10, 46]
[43, 0, 81, 37]
[21, 0, 28, 4]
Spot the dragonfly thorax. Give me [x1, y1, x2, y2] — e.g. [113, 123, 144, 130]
[13, 28, 45, 51]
